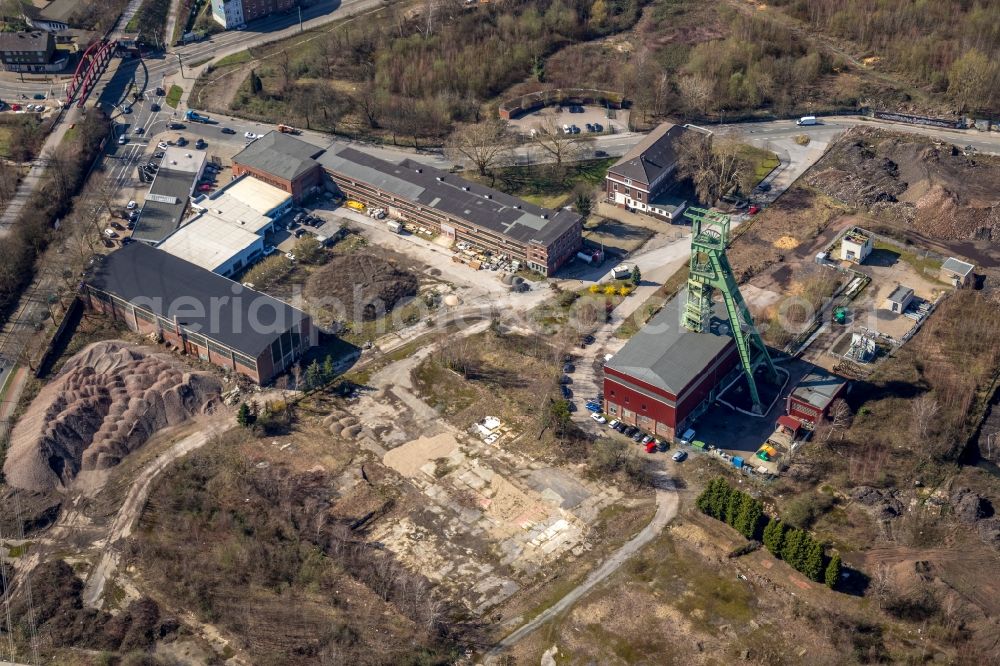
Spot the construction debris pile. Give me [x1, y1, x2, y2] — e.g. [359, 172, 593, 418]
[3, 341, 222, 491]
[806, 128, 1000, 241]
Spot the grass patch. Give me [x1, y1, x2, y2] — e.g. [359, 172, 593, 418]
[186, 57, 212, 68]
[872, 240, 943, 278]
[482, 158, 616, 205]
[6, 542, 31, 557]
[737, 144, 781, 185]
[215, 50, 253, 67]
[165, 84, 183, 109]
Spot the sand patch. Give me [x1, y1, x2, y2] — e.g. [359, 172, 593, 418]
[773, 236, 800, 250]
[383, 433, 459, 478]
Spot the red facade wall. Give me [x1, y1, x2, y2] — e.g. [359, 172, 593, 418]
[604, 377, 677, 428]
[673, 346, 739, 420]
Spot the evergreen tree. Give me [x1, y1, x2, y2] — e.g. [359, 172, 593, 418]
[825, 552, 842, 590]
[322, 355, 335, 383]
[709, 478, 729, 519]
[724, 487, 742, 527]
[696, 481, 714, 515]
[249, 69, 263, 96]
[803, 541, 825, 582]
[236, 402, 253, 427]
[737, 496, 763, 540]
[781, 528, 804, 566]
[304, 360, 322, 389]
[631, 266, 642, 286]
[763, 519, 785, 557]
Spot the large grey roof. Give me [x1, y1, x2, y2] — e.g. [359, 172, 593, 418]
[609, 123, 689, 185]
[133, 168, 197, 243]
[605, 291, 734, 396]
[886, 285, 913, 304]
[319, 144, 581, 246]
[87, 243, 308, 358]
[232, 131, 323, 181]
[791, 369, 846, 411]
[0, 31, 51, 52]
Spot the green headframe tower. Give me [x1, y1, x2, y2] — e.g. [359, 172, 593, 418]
[683, 207, 777, 413]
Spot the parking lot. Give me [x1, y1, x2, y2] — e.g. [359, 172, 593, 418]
[507, 104, 630, 136]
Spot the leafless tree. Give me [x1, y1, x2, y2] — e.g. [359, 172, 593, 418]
[675, 130, 755, 204]
[870, 563, 893, 609]
[529, 117, 590, 166]
[678, 74, 715, 117]
[911, 393, 940, 443]
[356, 79, 385, 130]
[825, 398, 853, 443]
[444, 117, 512, 178]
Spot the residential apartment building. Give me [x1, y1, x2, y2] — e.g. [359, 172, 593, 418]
[0, 31, 67, 73]
[605, 123, 698, 221]
[211, 0, 298, 29]
[319, 143, 583, 275]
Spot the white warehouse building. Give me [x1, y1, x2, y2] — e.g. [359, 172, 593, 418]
[155, 174, 293, 276]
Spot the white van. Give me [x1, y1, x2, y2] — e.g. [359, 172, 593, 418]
[796, 115, 818, 126]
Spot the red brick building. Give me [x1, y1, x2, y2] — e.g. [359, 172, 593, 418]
[605, 123, 696, 221]
[603, 293, 741, 440]
[786, 368, 848, 428]
[232, 132, 325, 203]
[84, 243, 314, 385]
[319, 143, 582, 275]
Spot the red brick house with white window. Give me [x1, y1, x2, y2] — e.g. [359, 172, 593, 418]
[605, 123, 700, 221]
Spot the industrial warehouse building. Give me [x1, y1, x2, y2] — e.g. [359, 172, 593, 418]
[155, 174, 293, 275]
[319, 143, 583, 275]
[232, 132, 325, 202]
[133, 148, 208, 244]
[602, 292, 742, 440]
[84, 243, 314, 384]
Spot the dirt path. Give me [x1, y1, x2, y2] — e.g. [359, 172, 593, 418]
[81, 417, 231, 608]
[486, 472, 678, 659]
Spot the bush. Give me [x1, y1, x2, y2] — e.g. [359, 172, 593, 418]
[783, 491, 835, 529]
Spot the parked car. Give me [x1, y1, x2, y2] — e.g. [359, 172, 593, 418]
[103, 228, 117, 238]
[150, 103, 160, 112]
[563, 363, 575, 373]
[157, 141, 168, 149]
[135, 127, 145, 135]
[679, 428, 696, 446]
[585, 402, 601, 412]
[155, 87, 165, 96]
[559, 375, 572, 384]
[631, 431, 644, 442]
[168, 122, 184, 130]
[645, 440, 657, 453]
[608, 419, 620, 429]
[560, 385, 571, 399]
[294, 228, 308, 238]
[126, 200, 137, 210]
[590, 413, 607, 424]
[672, 450, 687, 462]
[594, 149, 608, 158]
[122, 105, 132, 114]
[197, 184, 213, 192]
[623, 426, 637, 437]
[195, 138, 207, 149]
[614, 422, 627, 432]
[175, 136, 188, 146]
[221, 127, 236, 134]
[244, 131, 258, 140]
[656, 439, 669, 452]
[748, 204, 761, 215]
[117, 135, 127, 145]
[33, 93, 45, 100]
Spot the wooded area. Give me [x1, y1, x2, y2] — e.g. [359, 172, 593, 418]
[771, 0, 1000, 111]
